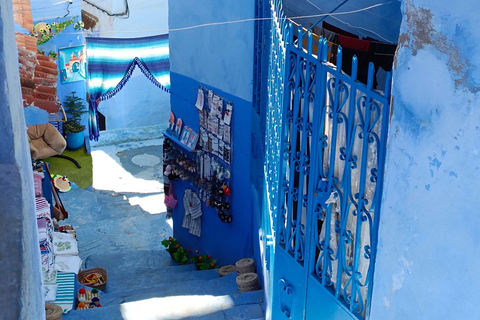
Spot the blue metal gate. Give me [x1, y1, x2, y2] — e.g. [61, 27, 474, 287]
[259, 2, 392, 319]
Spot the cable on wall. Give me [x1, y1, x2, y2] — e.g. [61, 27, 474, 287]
[81, 0, 130, 19]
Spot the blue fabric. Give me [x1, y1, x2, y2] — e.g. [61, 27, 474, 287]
[86, 35, 170, 141]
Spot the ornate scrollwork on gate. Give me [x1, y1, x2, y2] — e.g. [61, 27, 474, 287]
[311, 67, 391, 318]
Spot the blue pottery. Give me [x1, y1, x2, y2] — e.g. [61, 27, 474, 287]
[66, 131, 85, 150]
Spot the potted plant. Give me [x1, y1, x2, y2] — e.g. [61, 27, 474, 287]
[191, 250, 218, 270]
[63, 91, 87, 150]
[161, 237, 190, 265]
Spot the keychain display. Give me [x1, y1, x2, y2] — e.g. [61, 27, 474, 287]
[164, 85, 234, 223]
[195, 86, 233, 223]
[163, 138, 199, 183]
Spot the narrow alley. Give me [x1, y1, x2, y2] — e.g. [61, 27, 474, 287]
[59, 132, 265, 319]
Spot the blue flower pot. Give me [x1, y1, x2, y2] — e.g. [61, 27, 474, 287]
[66, 131, 85, 151]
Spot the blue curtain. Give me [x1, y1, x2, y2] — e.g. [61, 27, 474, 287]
[86, 34, 170, 141]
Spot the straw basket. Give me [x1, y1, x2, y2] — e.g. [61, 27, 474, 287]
[77, 267, 108, 291]
[45, 303, 62, 320]
[236, 272, 261, 293]
[235, 258, 256, 275]
[218, 265, 237, 277]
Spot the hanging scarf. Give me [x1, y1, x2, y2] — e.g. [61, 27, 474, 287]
[86, 34, 170, 140]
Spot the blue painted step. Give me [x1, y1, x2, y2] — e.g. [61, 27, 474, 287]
[64, 269, 264, 320]
[64, 289, 264, 320]
[100, 272, 240, 305]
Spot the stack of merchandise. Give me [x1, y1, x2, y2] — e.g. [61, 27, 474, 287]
[76, 288, 102, 310]
[52, 224, 81, 313]
[235, 258, 260, 293]
[34, 168, 81, 314]
[35, 171, 58, 303]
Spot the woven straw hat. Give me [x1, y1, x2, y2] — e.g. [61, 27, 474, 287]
[53, 175, 71, 192]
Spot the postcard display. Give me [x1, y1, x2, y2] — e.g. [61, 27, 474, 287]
[165, 86, 233, 223]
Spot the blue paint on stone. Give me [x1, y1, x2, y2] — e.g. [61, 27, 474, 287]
[429, 156, 442, 169]
[370, 1, 480, 319]
[168, 0, 255, 267]
[169, 73, 254, 266]
[31, 0, 88, 147]
[0, 0, 44, 318]
[24, 106, 50, 125]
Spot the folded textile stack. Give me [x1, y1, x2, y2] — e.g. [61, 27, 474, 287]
[33, 169, 80, 314]
[34, 170, 60, 301]
[33, 171, 43, 197]
[38, 216, 53, 244]
[44, 284, 58, 303]
[53, 232, 81, 274]
[36, 195, 56, 286]
[54, 272, 76, 314]
[36, 197, 50, 218]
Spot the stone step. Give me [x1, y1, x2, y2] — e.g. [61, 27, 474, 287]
[103, 269, 222, 299]
[81, 250, 194, 275]
[64, 289, 265, 320]
[100, 272, 241, 305]
[90, 124, 166, 147]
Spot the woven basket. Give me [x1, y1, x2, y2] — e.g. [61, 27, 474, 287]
[235, 258, 256, 275]
[236, 272, 261, 293]
[218, 265, 237, 277]
[77, 267, 108, 291]
[45, 303, 62, 320]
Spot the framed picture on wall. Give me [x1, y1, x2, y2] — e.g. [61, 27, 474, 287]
[187, 130, 199, 150]
[58, 45, 87, 84]
[180, 126, 192, 145]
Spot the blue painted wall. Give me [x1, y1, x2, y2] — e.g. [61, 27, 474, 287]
[168, 0, 255, 265]
[1, 0, 45, 318]
[369, 0, 480, 319]
[169, 0, 254, 102]
[284, 0, 402, 43]
[98, 69, 170, 131]
[31, 0, 89, 144]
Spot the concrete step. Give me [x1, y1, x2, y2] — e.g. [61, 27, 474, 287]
[103, 269, 222, 299]
[90, 124, 165, 147]
[100, 272, 240, 305]
[64, 289, 265, 320]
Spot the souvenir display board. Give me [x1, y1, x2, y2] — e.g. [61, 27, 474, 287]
[163, 85, 234, 223]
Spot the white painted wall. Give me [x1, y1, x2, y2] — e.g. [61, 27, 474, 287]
[169, 0, 255, 102]
[82, 0, 170, 132]
[370, 0, 480, 319]
[83, 0, 168, 38]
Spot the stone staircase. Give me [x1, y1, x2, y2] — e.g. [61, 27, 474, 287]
[61, 187, 265, 320]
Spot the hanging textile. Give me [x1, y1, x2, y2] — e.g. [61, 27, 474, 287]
[86, 34, 170, 140]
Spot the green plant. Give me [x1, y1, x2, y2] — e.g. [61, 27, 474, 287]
[191, 251, 218, 270]
[74, 21, 85, 30]
[34, 17, 77, 45]
[161, 237, 190, 265]
[48, 51, 57, 59]
[63, 91, 87, 133]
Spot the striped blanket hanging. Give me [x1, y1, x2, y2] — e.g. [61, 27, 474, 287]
[86, 34, 170, 141]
